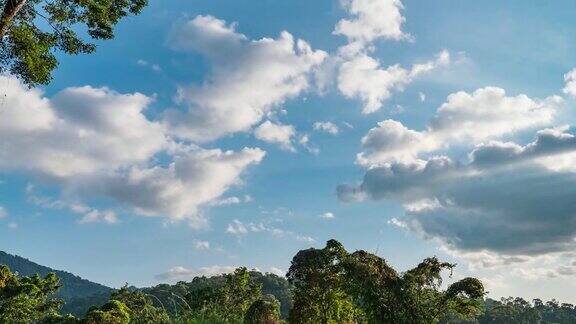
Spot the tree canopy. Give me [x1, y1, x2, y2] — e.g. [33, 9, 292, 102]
[4, 240, 576, 323]
[287, 240, 485, 324]
[0, 0, 148, 86]
[0, 264, 64, 323]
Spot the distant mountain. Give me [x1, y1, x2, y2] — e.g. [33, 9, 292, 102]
[0, 251, 113, 315]
[0, 251, 294, 318]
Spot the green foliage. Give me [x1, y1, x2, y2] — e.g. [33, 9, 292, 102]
[181, 267, 262, 323]
[7, 242, 576, 324]
[0, 264, 65, 323]
[0, 251, 113, 316]
[245, 295, 282, 324]
[475, 297, 576, 324]
[287, 239, 362, 324]
[110, 285, 170, 323]
[0, 0, 148, 86]
[83, 299, 131, 324]
[288, 240, 485, 324]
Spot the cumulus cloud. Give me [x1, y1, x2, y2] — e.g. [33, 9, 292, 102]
[313, 121, 339, 135]
[357, 88, 563, 166]
[254, 121, 297, 151]
[334, 0, 411, 47]
[0, 75, 265, 225]
[71, 147, 265, 224]
[563, 68, 576, 98]
[156, 265, 238, 282]
[331, 0, 449, 113]
[341, 127, 576, 256]
[193, 240, 211, 250]
[341, 85, 576, 257]
[338, 50, 450, 114]
[320, 212, 336, 219]
[0, 77, 166, 178]
[165, 15, 327, 142]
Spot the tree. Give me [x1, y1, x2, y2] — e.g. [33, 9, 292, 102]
[83, 299, 130, 324]
[244, 295, 282, 324]
[0, 0, 148, 86]
[182, 267, 262, 323]
[288, 240, 485, 324]
[287, 239, 362, 324]
[109, 285, 170, 323]
[343, 252, 485, 323]
[218, 267, 262, 322]
[0, 265, 66, 323]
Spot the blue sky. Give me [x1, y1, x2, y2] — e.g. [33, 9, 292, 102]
[2, 0, 576, 302]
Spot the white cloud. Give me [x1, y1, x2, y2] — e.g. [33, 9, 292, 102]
[358, 119, 433, 165]
[79, 210, 118, 225]
[26, 184, 118, 224]
[334, 0, 411, 47]
[136, 59, 162, 72]
[74, 147, 265, 224]
[226, 219, 283, 236]
[358, 87, 563, 166]
[254, 121, 297, 151]
[331, 0, 450, 114]
[298, 134, 320, 155]
[338, 51, 450, 114]
[226, 219, 315, 243]
[0, 76, 167, 178]
[213, 195, 253, 206]
[0, 75, 265, 225]
[165, 15, 327, 142]
[0, 206, 6, 219]
[313, 121, 339, 135]
[156, 265, 238, 282]
[214, 196, 241, 206]
[7, 222, 17, 230]
[563, 68, 576, 98]
[193, 240, 210, 250]
[296, 235, 316, 243]
[320, 212, 335, 219]
[341, 127, 576, 256]
[269, 267, 285, 276]
[419, 92, 426, 102]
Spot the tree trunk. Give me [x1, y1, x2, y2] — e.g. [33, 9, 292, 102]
[0, 0, 27, 39]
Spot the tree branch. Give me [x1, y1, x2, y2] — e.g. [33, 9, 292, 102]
[0, 0, 28, 39]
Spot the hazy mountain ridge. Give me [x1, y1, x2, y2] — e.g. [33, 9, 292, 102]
[0, 251, 113, 315]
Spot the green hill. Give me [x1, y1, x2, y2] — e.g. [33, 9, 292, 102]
[0, 251, 113, 315]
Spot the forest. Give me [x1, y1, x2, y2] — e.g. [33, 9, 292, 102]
[1, 240, 575, 323]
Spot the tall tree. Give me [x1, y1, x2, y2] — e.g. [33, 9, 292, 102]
[288, 240, 485, 324]
[0, 0, 148, 86]
[0, 265, 65, 323]
[287, 239, 361, 324]
[244, 295, 282, 324]
[343, 251, 485, 323]
[109, 285, 170, 324]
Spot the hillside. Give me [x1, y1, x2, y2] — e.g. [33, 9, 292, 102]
[143, 270, 293, 318]
[0, 251, 113, 315]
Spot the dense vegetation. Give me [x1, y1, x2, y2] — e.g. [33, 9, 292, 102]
[0, 0, 148, 85]
[1, 240, 574, 323]
[0, 251, 112, 316]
